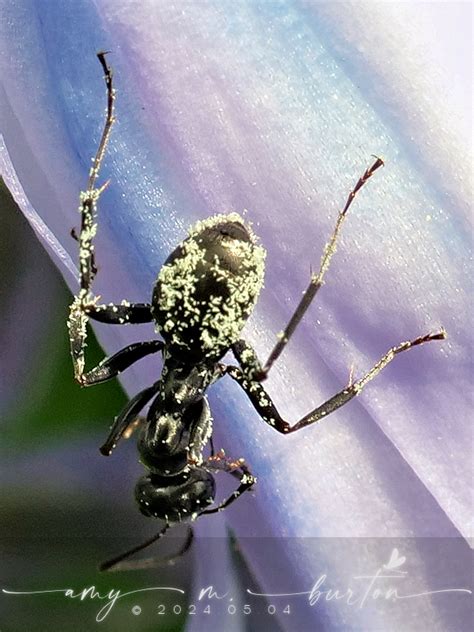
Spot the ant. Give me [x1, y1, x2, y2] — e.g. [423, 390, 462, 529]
[68, 53, 446, 572]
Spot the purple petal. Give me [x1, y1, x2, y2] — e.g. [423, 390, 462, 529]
[1, 2, 471, 630]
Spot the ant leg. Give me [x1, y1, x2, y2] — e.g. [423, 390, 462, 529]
[100, 381, 160, 456]
[258, 157, 384, 379]
[68, 52, 116, 381]
[73, 51, 115, 297]
[80, 340, 163, 386]
[99, 526, 194, 572]
[86, 302, 154, 325]
[67, 53, 158, 383]
[99, 522, 171, 572]
[228, 330, 446, 434]
[231, 339, 264, 380]
[71, 226, 97, 276]
[198, 452, 256, 516]
[68, 301, 157, 384]
[122, 415, 146, 440]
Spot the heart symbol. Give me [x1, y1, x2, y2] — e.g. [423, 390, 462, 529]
[384, 548, 406, 570]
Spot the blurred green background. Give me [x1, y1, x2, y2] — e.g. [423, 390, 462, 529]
[1, 182, 277, 632]
[1, 181, 189, 632]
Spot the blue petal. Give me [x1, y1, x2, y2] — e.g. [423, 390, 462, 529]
[1, 2, 471, 630]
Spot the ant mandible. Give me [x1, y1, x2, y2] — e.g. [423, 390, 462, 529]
[68, 53, 445, 572]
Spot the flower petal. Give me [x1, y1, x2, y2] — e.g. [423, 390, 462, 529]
[1, 2, 471, 630]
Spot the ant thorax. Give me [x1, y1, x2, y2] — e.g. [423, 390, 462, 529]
[138, 361, 214, 476]
[157, 354, 219, 411]
[151, 212, 266, 362]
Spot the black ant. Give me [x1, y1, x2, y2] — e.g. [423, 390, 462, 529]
[68, 53, 446, 572]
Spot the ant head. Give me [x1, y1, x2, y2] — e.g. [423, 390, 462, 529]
[135, 469, 215, 522]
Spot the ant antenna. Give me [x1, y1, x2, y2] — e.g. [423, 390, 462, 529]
[260, 156, 385, 377]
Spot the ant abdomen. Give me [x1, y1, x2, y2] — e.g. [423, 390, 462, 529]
[135, 469, 215, 522]
[152, 212, 266, 361]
